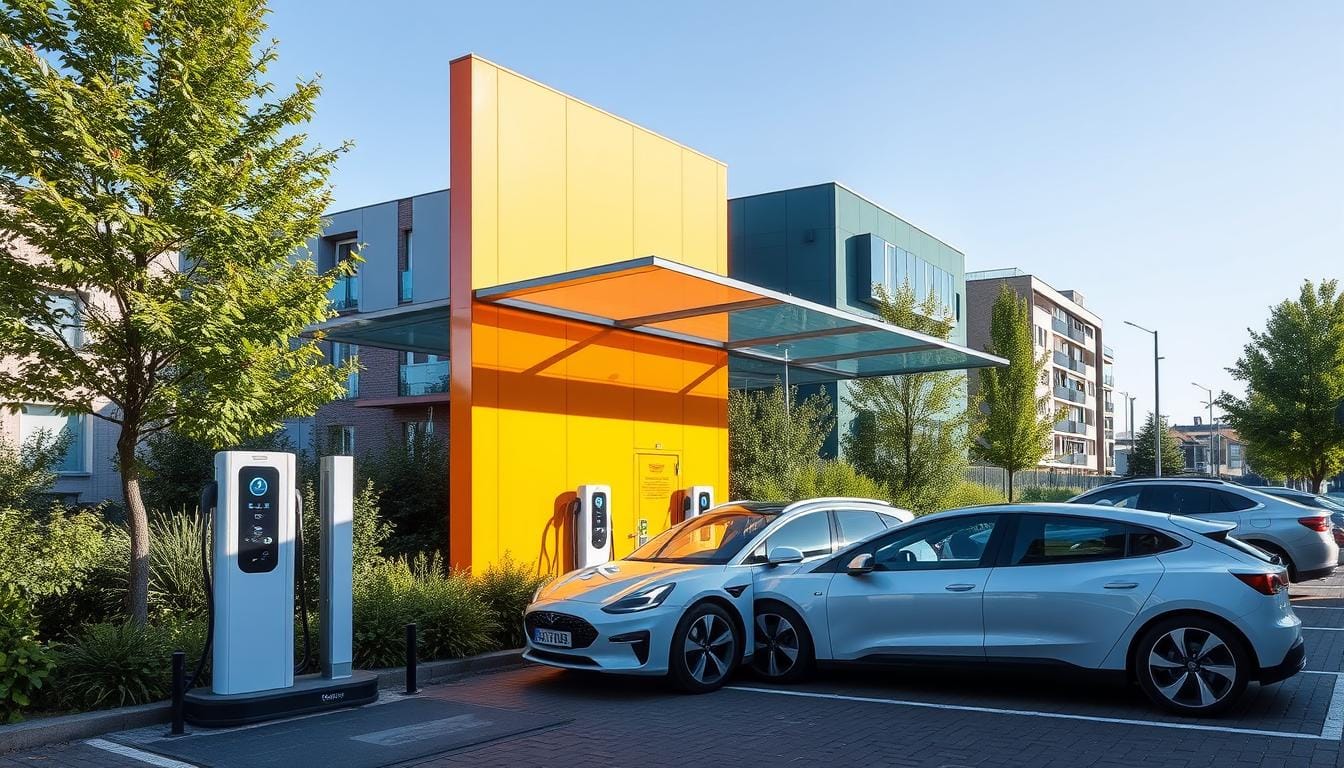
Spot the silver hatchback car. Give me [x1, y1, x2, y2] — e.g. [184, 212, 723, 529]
[1070, 478, 1338, 581]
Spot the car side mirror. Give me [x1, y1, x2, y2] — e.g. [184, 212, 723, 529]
[846, 553, 875, 575]
[766, 546, 804, 566]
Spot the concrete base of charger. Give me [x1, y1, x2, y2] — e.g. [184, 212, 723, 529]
[184, 671, 379, 728]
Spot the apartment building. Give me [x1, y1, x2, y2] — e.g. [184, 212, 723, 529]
[0, 237, 123, 503]
[729, 182, 969, 457]
[1171, 422, 1247, 478]
[966, 268, 1116, 475]
[289, 190, 451, 458]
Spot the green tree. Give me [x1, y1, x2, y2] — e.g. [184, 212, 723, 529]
[0, 2, 353, 623]
[0, 429, 73, 511]
[728, 384, 834, 500]
[138, 428, 294, 514]
[1126, 413, 1185, 477]
[844, 284, 978, 513]
[362, 428, 449, 559]
[1217, 280, 1344, 492]
[974, 284, 1061, 501]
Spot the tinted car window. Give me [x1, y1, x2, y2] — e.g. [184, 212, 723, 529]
[1140, 485, 1215, 515]
[1212, 490, 1257, 512]
[1076, 486, 1143, 509]
[871, 515, 998, 571]
[1012, 515, 1181, 564]
[763, 512, 832, 559]
[836, 510, 887, 546]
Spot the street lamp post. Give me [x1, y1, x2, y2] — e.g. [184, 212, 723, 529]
[1125, 321, 1161, 477]
[1193, 383, 1217, 478]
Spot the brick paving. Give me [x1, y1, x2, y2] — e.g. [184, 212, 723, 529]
[6, 574, 1344, 768]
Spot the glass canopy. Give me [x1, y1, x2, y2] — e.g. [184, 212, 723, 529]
[308, 299, 451, 356]
[475, 257, 1006, 385]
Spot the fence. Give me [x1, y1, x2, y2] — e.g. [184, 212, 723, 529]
[965, 465, 1113, 495]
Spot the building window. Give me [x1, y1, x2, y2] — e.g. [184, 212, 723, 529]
[19, 404, 88, 474]
[873, 241, 955, 318]
[400, 352, 449, 396]
[1229, 444, 1243, 469]
[27, 292, 84, 349]
[331, 343, 358, 399]
[1035, 326, 1047, 348]
[329, 239, 359, 311]
[327, 425, 355, 456]
[403, 419, 434, 449]
[399, 229, 413, 304]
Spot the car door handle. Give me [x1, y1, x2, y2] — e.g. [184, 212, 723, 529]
[1104, 582, 1139, 590]
[944, 584, 976, 592]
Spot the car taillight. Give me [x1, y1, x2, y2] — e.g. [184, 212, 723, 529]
[1234, 571, 1289, 595]
[1298, 516, 1331, 532]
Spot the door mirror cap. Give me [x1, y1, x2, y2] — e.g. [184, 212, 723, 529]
[766, 546, 804, 566]
[846, 553, 875, 575]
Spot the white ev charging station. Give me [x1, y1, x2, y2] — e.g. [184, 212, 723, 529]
[682, 485, 714, 520]
[574, 484, 612, 568]
[184, 452, 377, 727]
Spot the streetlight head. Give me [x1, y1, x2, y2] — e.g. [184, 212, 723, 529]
[1124, 320, 1155, 334]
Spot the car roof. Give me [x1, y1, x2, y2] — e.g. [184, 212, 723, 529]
[932, 502, 1202, 532]
[723, 497, 899, 517]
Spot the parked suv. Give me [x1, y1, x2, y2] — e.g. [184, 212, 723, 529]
[1070, 478, 1337, 581]
[1256, 487, 1344, 563]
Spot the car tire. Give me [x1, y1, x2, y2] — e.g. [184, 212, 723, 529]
[1135, 615, 1250, 717]
[668, 602, 741, 693]
[751, 602, 814, 683]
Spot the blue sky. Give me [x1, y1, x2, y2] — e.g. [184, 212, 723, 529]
[265, 0, 1342, 430]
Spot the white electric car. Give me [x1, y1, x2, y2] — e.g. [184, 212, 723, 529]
[523, 498, 911, 690]
[526, 502, 1304, 716]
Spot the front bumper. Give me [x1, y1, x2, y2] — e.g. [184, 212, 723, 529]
[522, 598, 683, 676]
[1258, 636, 1306, 685]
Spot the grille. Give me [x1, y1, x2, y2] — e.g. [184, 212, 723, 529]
[525, 611, 599, 649]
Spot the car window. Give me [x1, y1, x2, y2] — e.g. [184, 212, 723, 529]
[1212, 490, 1257, 512]
[1140, 485, 1216, 515]
[1010, 515, 1178, 564]
[835, 510, 887, 546]
[871, 515, 998, 571]
[1076, 486, 1143, 509]
[757, 512, 833, 560]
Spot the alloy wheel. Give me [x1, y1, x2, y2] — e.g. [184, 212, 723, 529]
[683, 612, 735, 686]
[753, 612, 800, 678]
[1146, 626, 1239, 709]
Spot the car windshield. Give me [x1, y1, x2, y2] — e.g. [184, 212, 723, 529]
[626, 506, 773, 564]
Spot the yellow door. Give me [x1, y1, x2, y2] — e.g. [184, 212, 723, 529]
[630, 453, 680, 556]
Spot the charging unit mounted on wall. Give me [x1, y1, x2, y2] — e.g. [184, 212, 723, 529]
[682, 485, 715, 520]
[183, 451, 377, 728]
[574, 484, 612, 568]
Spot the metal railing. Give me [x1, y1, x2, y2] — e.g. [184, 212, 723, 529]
[965, 465, 1112, 493]
[1054, 385, 1086, 404]
[1051, 317, 1069, 335]
[399, 360, 450, 396]
[1056, 419, 1088, 435]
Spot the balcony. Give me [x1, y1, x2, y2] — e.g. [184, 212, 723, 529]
[1067, 324, 1087, 343]
[1068, 357, 1088, 374]
[1054, 385, 1085, 404]
[1103, 344, 1115, 360]
[399, 359, 450, 397]
[328, 275, 360, 312]
[1056, 452, 1089, 466]
[1104, 400, 1114, 412]
[1103, 372, 1114, 386]
[1052, 350, 1070, 368]
[1056, 419, 1088, 435]
[1051, 317, 1069, 335]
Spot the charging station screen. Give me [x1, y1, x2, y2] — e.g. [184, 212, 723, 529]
[591, 491, 608, 548]
[698, 492, 711, 512]
[237, 466, 280, 574]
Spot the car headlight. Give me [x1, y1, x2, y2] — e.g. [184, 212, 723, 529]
[601, 583, 676, 614]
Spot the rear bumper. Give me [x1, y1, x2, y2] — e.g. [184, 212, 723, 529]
[1258, 636, 1306, 685]
[1297, 566, 1336, 582]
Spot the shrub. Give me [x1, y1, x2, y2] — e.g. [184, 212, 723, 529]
[0, 430, 73, 511]
[934, 481, 1007, 512]
[0, 587, 56, 722]
[353, 556, 496, 669]
[0, 506, 107, 601]
[49, 620, 190, 710]
[36, 525, 131, 639]
[148, 512, 208, 617]
[752, 460, 889, 504]
[300, 480, 391, 611]
[1017, 486, 1086, 503]
[474, 555, 550, 649]
[361, 430, 449, 559]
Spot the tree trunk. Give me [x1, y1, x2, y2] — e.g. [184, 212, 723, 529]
[117, 427, 150, 625]
[1007, 470, 1015, 503]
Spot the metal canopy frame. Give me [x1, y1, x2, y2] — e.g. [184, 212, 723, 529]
[475, 256, 1006, 382]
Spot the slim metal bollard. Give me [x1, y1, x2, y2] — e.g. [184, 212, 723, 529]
[170, 651, 186, 735]
[405, 623, 419, 694]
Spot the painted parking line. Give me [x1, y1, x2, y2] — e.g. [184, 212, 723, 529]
[727, 682, 1344, 742]
[85, 739, 199, 767]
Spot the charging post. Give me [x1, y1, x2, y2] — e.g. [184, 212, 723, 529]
[184, 451, 377, 727]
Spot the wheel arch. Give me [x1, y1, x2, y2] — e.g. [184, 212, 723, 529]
[753, 597, 818, 659]
[1124, 608, 1260, 681]
[684, 595, 747, 662]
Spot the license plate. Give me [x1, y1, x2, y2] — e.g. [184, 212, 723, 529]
[533, 628, 572, 648]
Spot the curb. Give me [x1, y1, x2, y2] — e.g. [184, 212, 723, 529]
[0, 649, 527, 754]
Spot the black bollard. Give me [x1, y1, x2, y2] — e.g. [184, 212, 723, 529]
[170, 651, 186, 735]
[405, 623, 419, 694]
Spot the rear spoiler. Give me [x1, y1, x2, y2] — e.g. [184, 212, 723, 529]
[1167, 515, 1237, 537]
